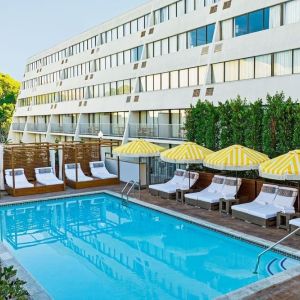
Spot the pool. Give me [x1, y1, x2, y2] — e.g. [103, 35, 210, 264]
[0, 192, 299, 300]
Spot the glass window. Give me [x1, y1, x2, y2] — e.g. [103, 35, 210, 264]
[139, 77, 146, 92]
[239, 57, 254, 80]
[124, 50, 131, 64]
[94, 85, 99, 98]
[161, 7, 169, 23]
[162, 38, 169, 55]
[197, 27, 206, 45]
[293, 49, 300, 74]
[212, 63, 224, 83]
[161, 72, 169, 89]
[255, 54, 272, 78]
[124, 22, 130, 35]
[177, 0, 185, 17]
[147, 43, 154, 58]
[179, 69, 189, 87]
[249, 10, 264, 33]
[117, 81, 124, 95]
[234, 14, 248, 36]
[198, 66, 207, 85]
[284, 0, 300, 25]
[170, 71, 179, 88]
[169, 3, 177, 19]
[186, 0, 195, 13]
[154, 74, 161, 90]
[124, 79, 131, 94]
[118, 25, 124, 38]
[154, 10, 161, 24]
[189, 67, 198, 86]
[105, 56, 111, 69]
[106, 31, 112, 43]
[100, 58, 106, 70]
[111, 54, 117, 68]
[154, 41, 161, 57]
[118, 52, 124, 66]
[269, 5, 281, 28]
[99, 85, 104, 97]
[131, 48, 138, 62]
[206, 24, 215, 43]
[178, 33, 187, 51]
[137, 45, 143, 61]
[264, 8, 270, 29]
[138, 17, 145, 31]
[188, 30, 197, 48]
[225, 60, 239, 82]
[104, 83, 111, 96]
[131, 19, 138, 34]
[274, 50, 292, 76]
[112, 28, 118, 40]
[147, 75, 154, 91]
[169, 36, 177, 53]
[110, 82, 117, 96]
[222, 19, 233, 40]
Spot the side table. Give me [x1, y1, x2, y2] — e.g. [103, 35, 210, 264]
[219, 198, 239, 215]
[176, 189, 193, 204]
[276, 212, 300, 231]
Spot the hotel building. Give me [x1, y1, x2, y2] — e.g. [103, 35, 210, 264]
[10, 0, 300, 146]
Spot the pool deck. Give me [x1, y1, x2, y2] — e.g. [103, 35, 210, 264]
[1, 184, 300, 299]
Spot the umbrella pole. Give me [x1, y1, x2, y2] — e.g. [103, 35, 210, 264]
[236, 170, 238, 199]
[298, 181, 300, 213]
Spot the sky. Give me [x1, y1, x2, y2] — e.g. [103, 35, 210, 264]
[0, 0, 147, 80]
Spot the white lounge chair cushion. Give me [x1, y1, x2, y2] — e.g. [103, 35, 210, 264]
[65, 163, 93, 182]
[290, 218, 300, 227]
[35, 168, 64, 185]
[5, 168, 34, 189]
[232, 202, 283, 219]
[185, 189, 224, 203]
[208, 175, 225, 193]
[221, 177, 242, 199]
[89, 161, 118, 179]
[254, 184, 278, 205]
[273, 187, 298, 208]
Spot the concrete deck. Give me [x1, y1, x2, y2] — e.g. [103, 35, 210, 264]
[1, 184, 300, 299]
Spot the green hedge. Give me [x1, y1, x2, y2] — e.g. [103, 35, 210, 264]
[185, 92, 300, 158]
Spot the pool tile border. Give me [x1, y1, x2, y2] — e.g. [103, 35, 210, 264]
[1, 189, 300, 299]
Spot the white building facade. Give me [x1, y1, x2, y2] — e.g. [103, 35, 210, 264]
[10, 0, 300, 145]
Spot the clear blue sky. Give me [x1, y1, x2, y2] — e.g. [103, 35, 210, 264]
[0, 0, 147, 80]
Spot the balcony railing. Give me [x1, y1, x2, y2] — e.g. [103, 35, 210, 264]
[50, 123, 77, 134]
[26, 123, 48, 132]
[129, 124, 186, 140]
[79, 123, 125, 137]
[12, 123, 26, 131]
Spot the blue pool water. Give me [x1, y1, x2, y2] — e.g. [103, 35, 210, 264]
[0, 193, 299, 300]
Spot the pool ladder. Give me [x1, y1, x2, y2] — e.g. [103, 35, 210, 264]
[253, 227, 300, 274]
[121, 180, 140, 203]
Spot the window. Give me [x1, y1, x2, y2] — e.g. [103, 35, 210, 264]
[104, 83, 111, 96]
[118, 52, 124, 66]
[274, 51, 292, 76]
[197, 27, 206, 45]
[170, 71, 179, 88]
[138, 17, 145, 31]
[161, 7, 169, 23]
[255, 54, 271, 78]
[161, 72, 169, 89]
[293, 49, 300, 73]
[110, 82, 117, 96]
[269, 5, 281, 28]
[162, 39, 169, 55]
[124, 50, 131, 64]
[207, 24, 215, 43]
[117, 81, 124, 95]
[169, 3, 177, 19]
[139, 77, 146, 92]
[212, 63, 224, 83]
[225, 60, 239, 81]
[118, 25, 124, 38]
[189, 67, 198, 86]
[112, 28, 118, 40]
[147, 43, 154, 58]
[186, 0, 195, 13]
[179, 69, 188, 87]
[234, 14, 248, 36]
[131, 19, 138, 34]
[154, 41, 161, 57]
[178, 33, 186, 51]
[154, 74, 161, 90]
[177, 0, 185, 16]
[169, 36, 177, 53]
[249, 10, 264, 33]
[188, 30, 197, 48]
[124, 22, 130, 36]
[239, 57, 254, 80]
[146, 75, 154, 91]
[124, 79, 131, 94]
[111, 54, 117, 68]
[154, 10, 161, 24]
[284, 0, 300, 25]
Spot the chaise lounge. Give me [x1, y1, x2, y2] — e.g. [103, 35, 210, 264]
[35, 167, 64, 185]
[89, 161, 118, 179]
[232, 185, 298, 227]
[185, 176, 242, 210]
[5, 168, 33, 189]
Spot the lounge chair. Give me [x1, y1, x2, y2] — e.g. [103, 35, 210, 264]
[289, 218, 300, 235]
[149, 169, 186, 196]
[89, 161, 118, 179]
[232, 185, 298, 227]
[65, 163, 93, 182]
[185, 176, 241, 210]
[35, 167, 64, 186]
[5, 168, 34, 189]
[150, 170, 199, 199]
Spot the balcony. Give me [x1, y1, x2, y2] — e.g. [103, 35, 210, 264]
[50, 123, 77, 135]
[26, 123, 48, 133]
[79, 123, 125, 137]
[129, 124, 186, 140]
[12, 123, 26, 131]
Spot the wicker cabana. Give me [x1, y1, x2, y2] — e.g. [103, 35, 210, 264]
[62, 140, 120, 189]
[3, 143, 65, 196]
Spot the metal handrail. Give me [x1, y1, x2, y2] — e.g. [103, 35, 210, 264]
[253, 227, 300, 274]
[121, 180, 140, 202]
[121, 180, 134, 198]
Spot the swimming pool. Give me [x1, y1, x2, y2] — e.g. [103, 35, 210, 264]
[0, 192, 299, 300]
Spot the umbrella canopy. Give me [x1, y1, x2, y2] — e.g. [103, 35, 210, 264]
[259, 150, 300, 180]
[204, 144, 269, 171]
[113, 139, 165, 158]
[160, 142, 213, 164]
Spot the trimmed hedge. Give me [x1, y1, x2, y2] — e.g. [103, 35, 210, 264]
[185, 92, 300, 158]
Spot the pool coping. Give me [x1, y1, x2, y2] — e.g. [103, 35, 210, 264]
[1, 189, 300, 299]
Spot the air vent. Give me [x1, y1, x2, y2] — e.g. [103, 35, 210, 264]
[59, 81, 63, 86]
[79, 101, 82, 107]
[61, 60, 64, 64]
[54, 104, 57, 109]
[223, 0, 232, 9]
[90, 74, 94, 79]
[210, 5, 218, 14]
[126, 96, 131, 103]
[85, 75, 89, 80]
[134, 96, 139, 102]
[91, 49, 95, 54]
[133, 63, 139, 70]
[206, 88, 214, 96]
[201, 46, 209, 55]
[193, 89, 201, 97]
[214, 43, 223, 53]
[84, 101, 87, 106]
[65, 59, 68, 63]
[141, 61, 147, 68]
[149, 28, 154, 35]
[141, 31, 146, 37]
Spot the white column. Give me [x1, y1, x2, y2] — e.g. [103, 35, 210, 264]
[58, 143, 63, 180]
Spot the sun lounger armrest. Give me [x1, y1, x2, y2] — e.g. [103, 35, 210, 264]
[275, 205, 295, 214]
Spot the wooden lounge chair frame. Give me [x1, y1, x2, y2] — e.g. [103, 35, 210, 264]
[231, 210, 276, 228]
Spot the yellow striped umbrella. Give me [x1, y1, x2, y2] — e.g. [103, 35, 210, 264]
[204, 145, 269, 171]
[113, 139, 165, 158]
[160, 142, 213, 164]
[259, 150, 300, 180]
